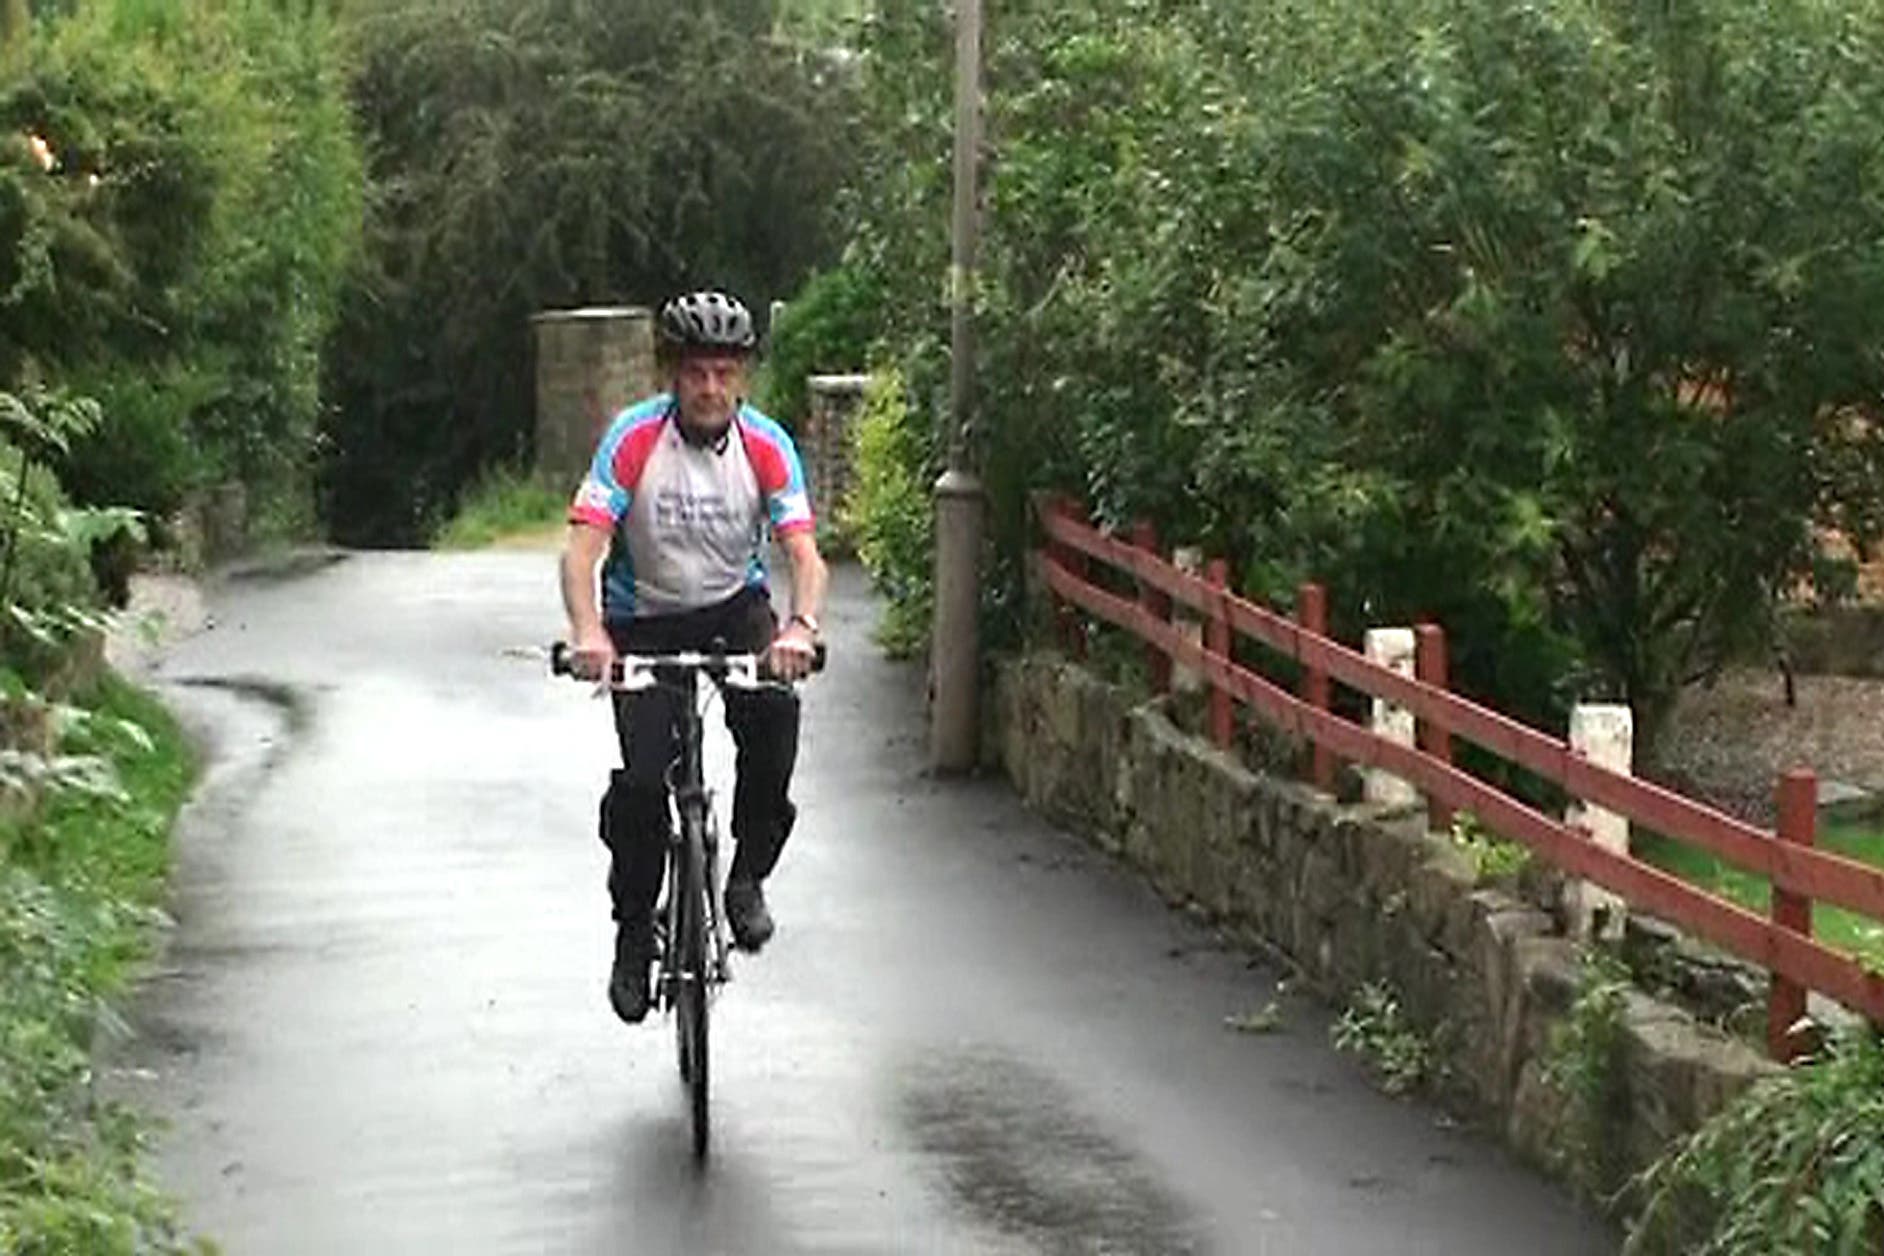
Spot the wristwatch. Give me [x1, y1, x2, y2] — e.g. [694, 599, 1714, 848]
[790, 612, 821, 637]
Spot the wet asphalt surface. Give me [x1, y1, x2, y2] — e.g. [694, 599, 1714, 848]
[111, 549, 1617, 1254]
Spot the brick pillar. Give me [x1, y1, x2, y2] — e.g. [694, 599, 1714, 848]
[532, 307, 655, 489]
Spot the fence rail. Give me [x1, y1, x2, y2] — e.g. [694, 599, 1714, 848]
[1035, 494, 1884, 1055]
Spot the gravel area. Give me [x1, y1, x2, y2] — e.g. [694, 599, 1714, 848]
[1655, 667, 1884, 824]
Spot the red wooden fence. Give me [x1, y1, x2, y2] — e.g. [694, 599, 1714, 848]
[1034, 494, 1884, 1058]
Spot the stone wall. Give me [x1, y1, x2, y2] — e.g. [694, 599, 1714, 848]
[991, 653, 1774, 1197]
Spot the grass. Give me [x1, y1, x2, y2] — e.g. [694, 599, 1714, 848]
[0, 674, 205, 1255]
[431, 465, 566, 550]
[1635, 819, 1884, 972]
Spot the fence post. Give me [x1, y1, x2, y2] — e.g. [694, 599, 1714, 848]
[1205, 558, 1233, 750]
[1034, 493, 1066, 652]
[1567, 705, 1634, 942]
[1768, 769, 1818, 1062]
[1364, 628, 1419, 809]
[1131, 520, 1172, 695]
[1171, 547, 1205, 694]
[1297, 583, 1335, 792]
[1415, 624, 1454, 833]
[1060, 497, 1089, 661]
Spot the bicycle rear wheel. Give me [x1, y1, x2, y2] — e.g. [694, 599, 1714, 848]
[674, 818, 710, 1159]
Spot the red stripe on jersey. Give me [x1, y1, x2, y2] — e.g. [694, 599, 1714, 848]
[610, 418, 668, 493]
[738, 423, 791, 494]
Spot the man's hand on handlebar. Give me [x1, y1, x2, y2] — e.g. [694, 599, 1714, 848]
[766, 620, 819, 683]
[568, 624, 616, 682]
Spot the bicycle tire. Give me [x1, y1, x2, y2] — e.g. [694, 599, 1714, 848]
[673, 879, 692, 1085]
[677, 815, 710, 1159]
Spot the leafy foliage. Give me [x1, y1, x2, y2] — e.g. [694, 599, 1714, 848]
[755, 264, 884, 433]
[1449, 810, 1530, 883]
[0, 674, 200, 1256]
[1331, 979, 1437, 1097]
[842, 368, 932, 656]
[1544, 952, 1632, 1199]
[1625, 1027, 1884, 1254]
[833, 0, 1884, 751]
[3, 0, 362, 531]
[431, 462, 564, 551]
[323, 0, 858, 544]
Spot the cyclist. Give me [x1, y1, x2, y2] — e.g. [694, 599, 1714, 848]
[559, 289, 828, 1025]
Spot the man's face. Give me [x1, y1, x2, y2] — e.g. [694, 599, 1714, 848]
[672, 352, 746, 439]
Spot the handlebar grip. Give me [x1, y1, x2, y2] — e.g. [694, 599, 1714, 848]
[550, 641, 573, 676]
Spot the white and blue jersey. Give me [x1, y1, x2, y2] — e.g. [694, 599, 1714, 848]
[569, 397, 815, 623]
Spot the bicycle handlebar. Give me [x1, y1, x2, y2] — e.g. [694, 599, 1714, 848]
[549, 640, 826, 689]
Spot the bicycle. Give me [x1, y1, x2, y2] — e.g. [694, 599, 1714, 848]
[551, 640, 822, 1159]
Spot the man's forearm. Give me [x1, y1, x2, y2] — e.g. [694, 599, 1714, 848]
[783, 535, 828, 627]
[561, 525, 609, 637]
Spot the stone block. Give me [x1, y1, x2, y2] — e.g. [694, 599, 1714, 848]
[1201, 760, 1260, 859]
[1297, 847, 1344, 922]
[1384, 924, 1456, 1028]
[1443, 886, 1522, 967]
[1040, 666, 1084, 749]
[1326, 895, 1387, 993]
[1687, 1033, 1777, 1123]
[1409, 843, 1481, 947]
[1234, 854, 1280, 939]
[1189, 839, 1236, 920]
[1251, 788, 1281, 857]
[1620, 995, 1701, 1171]
[1355, 813, 1432, 901]
[1507, 1058, 1572, 1174]
[1509, 936, 1584, 1092]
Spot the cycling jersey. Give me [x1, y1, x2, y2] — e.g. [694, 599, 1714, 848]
[569, 396, 814, 622]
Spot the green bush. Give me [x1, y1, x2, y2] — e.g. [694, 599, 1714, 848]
[0, 673, 199, 1256]
[432, 463, 566, 550]
[842, 368, 932, 656]
[5, 0, 362, 532]
[323, 0, 857, 545]
[843, 0, 1884, 748]
[754, 263, 883, 433]
[1625, 1027, 1884, 1254]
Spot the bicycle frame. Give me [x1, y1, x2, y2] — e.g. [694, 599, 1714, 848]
[656, 665, 731, 1014]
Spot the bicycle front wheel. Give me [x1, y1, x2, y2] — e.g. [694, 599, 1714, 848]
[673, 816, 710, 1160]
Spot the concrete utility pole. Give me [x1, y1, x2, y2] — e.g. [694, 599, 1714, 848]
[931, 0, 988, 773]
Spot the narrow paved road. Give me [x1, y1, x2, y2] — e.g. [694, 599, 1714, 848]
[114, 549, 1615, 1254]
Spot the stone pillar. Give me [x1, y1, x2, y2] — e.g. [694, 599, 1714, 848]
[1568, 704, 1633, 941]
[531, 307, 655, 489]
[1365, 627, 1419, 808]
[805, 373, 871, 524]
[1171, 546, 1205, 694]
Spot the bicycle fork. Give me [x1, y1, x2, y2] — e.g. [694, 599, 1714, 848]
[666, 788, 731, 996]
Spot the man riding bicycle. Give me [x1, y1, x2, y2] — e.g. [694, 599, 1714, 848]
[559, 289, 828, 1025]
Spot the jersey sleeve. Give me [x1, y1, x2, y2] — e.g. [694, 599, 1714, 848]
[739, 410, 815, 536]
[568, 402, 664, 529]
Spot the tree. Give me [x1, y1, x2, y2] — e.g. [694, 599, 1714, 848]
[322, 0, 858, 544]
[2, 0, 362, 531]
[827, 0, 1884, 754]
